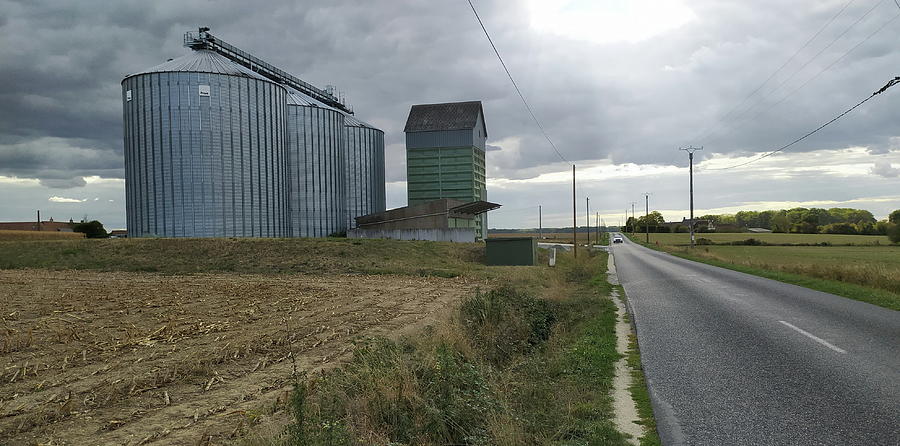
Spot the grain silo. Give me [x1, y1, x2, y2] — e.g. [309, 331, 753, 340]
[123, 28, 387, 238]
[285, 91, 346, 237]
[344, 114, 386, 229]
[122, 50, 288, 237]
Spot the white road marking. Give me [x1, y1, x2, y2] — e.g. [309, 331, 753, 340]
[779, 320, 847, 354]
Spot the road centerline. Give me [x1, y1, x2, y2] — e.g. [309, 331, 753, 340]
[778, 320, 848, 354]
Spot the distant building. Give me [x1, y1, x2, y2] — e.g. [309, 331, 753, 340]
[0, 219, 74, 232]
[404, 101, 488, 239]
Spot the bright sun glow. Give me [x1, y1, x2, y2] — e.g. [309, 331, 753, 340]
[527, 0, 696, 44]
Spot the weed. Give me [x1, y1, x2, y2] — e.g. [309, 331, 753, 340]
[273, 251, 636, 446]
[459, 287, 555, 366]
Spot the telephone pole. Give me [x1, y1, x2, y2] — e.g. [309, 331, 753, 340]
[572, 165, 577, 258]
[680, 146, 703, 248]
[644, 192, 651, 244]
[586, 197, 590, 246]
[538, 205, 542, 239]
[629, 201, 637, 235]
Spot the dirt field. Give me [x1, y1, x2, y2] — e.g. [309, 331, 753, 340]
[0, 269, 484, 445]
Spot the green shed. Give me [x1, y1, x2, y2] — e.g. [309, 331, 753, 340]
[485, 237, 537, 266]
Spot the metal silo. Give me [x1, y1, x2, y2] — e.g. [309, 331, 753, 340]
[285, 91, 347, 237]
[344, 115, 386, 229]
[122, 50, 288, 237]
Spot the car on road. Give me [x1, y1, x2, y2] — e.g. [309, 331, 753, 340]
[612, 235, 624, 244]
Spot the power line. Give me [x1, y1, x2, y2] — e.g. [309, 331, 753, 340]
[466, 0, 570, 164]
[705, 76, 899, 171]
[735, 10, 900, 130]
[689, 0, 857, 144]
[697, 0, 884, 145]
[704, 6, 900, 149]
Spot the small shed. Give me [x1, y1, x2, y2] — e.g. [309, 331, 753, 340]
[485, 237, 537, 266]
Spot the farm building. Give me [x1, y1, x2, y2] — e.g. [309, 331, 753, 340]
[121, 28, 385, 238]
[350, 198, 499, 243]
[0, 219, 74, 232]
[404, 101, 488, 239]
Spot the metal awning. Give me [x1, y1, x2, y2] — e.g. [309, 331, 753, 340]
[449, 201, 501, 216]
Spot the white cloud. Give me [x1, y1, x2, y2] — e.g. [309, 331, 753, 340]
[527, 0, 696, 44]
[0, 176, 40, 186]
[870, 161, 899, 178]
[48, 196, 87, 203]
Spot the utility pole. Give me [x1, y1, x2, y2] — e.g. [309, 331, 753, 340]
[586, 197, 590, 246]
[629, 201, 637, 235]
[680, 146, 703, 248]
[37, 210, 41, 231]
[538, 205, 542, 240]
[572, 165, 577, 258]
[596, 212, 600, 244]
[644, 192, 651, 244]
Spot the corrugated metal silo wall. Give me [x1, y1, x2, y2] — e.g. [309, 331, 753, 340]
[122, 72, 288, 237]
[285, 105, 347, 237]
[344, 125, 386, 229]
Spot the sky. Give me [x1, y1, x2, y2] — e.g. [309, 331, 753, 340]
[1, 0, 898, 230]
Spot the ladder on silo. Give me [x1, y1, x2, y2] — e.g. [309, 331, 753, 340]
[184, 27, 353, 114]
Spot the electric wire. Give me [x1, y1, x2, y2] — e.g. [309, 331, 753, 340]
[704, 76, 899, 170]
[710, 8, 900, 143]
[466, 0, 570, 165]
[688, 0, 857, 144]
[697, 0, 885, 146]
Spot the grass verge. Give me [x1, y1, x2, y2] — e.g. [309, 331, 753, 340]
[616, 284, 661, 446]
[242, 251, 637, 445]
[626, 331, 660, 446]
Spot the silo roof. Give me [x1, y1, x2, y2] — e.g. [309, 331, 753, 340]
[287, 90, 380, 130]
[404, 101, 485, 134]
[124, 50, 271, 82]
[286, 90, 327, 107]
[344, 114, 379, 129]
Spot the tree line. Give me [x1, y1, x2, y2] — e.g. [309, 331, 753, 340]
[701, 208, 899, 235]
[624, 208, 900, 241]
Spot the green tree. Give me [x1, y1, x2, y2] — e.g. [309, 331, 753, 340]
[890, 210, 900, 224]
[636, 211, 666, 233]
[889, 223, 900, 244]
[771, 213, 790, 233]
[820, 223, 857, 235]
[735, 211, 760, 228]
[757, 210, 776, 229]
[875, 220, 892, 235]
[73, 220, 108, 238]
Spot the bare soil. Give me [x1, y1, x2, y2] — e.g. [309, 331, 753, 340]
[0, 269, 484, 445]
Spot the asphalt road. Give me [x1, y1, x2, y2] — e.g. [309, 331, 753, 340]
[611, 234, 900, 445]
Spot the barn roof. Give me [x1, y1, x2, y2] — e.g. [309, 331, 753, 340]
[404, 101, 486, 136]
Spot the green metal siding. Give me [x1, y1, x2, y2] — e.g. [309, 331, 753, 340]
[407, 144, 487, 239]
[485, 237, 536, 266]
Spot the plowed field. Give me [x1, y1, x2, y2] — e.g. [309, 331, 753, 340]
[0, 269, 483, 445]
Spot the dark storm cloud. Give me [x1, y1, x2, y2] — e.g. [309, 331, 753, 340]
[0, 0, 897, 187]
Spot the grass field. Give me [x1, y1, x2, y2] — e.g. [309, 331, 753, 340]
[1, 237, 650, 445]
[0, 237, 494, 278]
[631, 232, 892, 246]
[629, 233, 900, 310]
[0, 230, 84, 241]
